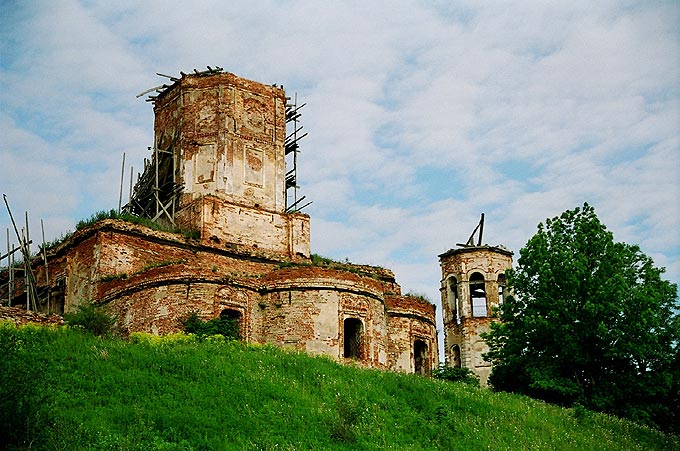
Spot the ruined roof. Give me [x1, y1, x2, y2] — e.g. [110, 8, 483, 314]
[142, 66, 226, 103]
[438, 245, 514, 260]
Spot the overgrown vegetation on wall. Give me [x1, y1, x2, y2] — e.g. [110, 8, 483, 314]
[403, 291, 436, 305]
[1, 322, 676, 451]
[278, 253, 391, 282]
[63, 301, 117, 337]
[75, 210, 199, 239]
[181, 311, 241, 340]
[42, 210, 200, 252]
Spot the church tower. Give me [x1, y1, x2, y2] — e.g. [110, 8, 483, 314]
[133, 68, 310, 260]
[439, 216, 512, 385]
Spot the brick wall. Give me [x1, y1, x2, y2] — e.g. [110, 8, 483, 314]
[175, 195, 310, 260]
[0, 219, 438, 374]
[260, 266, 389, 367]
[385, 295, 438, 374]
[155, 73, 287, 212]
[0, 305, 64, 327]
[0, 68, 441, 375]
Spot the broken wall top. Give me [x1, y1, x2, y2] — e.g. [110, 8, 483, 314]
[154, 71, 288, 214]
[438, 245, 513, 260]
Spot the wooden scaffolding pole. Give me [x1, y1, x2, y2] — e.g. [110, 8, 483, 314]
[118, 152, 126, 213]
[3, 194, 40, 311]
[24, 212, 31, 311]
[41, 219, 50, 314]
[6, 228, 11, 306]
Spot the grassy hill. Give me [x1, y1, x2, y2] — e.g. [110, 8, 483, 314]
[1, 322, 677, 451]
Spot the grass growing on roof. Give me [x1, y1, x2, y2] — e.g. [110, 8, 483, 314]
[76, 209, 199, 239]
[40, 210, 201, 253]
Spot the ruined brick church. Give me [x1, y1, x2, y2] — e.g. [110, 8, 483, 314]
[1, 69, 511, 382]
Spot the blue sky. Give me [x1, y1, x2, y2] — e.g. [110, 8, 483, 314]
[1, 0, 678, 325]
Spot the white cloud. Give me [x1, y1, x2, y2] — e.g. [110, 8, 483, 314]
[1, 1, 678, 341]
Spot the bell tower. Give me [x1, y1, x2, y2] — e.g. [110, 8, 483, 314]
[438, 215, 512, 385]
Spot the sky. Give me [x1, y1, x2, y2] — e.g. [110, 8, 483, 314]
[1, 0, 679, 339]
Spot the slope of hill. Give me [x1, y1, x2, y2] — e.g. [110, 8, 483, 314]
[1, 322, 677, 451]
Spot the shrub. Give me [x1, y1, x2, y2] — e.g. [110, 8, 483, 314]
[432, 364, 479, 386]
[311, 253, 335, 266]
[182, 311, 240, 340]
[64, 301, 117, 337]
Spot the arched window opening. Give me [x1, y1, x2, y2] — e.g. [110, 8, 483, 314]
[414, 340, 429, 375]
[448, 277, 460, 324]
[219, 308, 242, 340]
[470, 272, 487, 317]
[497, 273, 506, 305]
[451, 344, 462, 368]
[343, 318, 363, 359]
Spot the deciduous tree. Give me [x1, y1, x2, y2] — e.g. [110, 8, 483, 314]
[484, 203, 679, 433]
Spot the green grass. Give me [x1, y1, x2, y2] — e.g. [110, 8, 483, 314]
[1, 322, 677, 451]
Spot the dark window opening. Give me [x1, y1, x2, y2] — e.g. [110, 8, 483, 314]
[343, 318, 363, 359]
[51, 277, 66, 315]
[220, 308, 241, 321]
[414, 339, 429, 375]
[470, 272, 487, 317]
[451, 344, 462, 368]
[448, 277, 460, 324]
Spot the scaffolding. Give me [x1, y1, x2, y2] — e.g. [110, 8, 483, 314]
[133, 67, 312, 219]
[285, 93, 311, 212]
[124, 146, 182, 226]
[1, 194, 51, 312]
[125, 67, 227, 225]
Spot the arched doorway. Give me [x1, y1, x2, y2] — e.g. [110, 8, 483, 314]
[414, 339, 429, 375]
[451, 344, 462, 368]
[343, 318, 363, 359]
[219, 308, 242, 340]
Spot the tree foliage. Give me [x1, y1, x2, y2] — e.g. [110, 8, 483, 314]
[483, 203, 679, 433]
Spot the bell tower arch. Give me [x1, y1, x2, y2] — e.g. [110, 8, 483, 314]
[438, 215, 512, 385]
